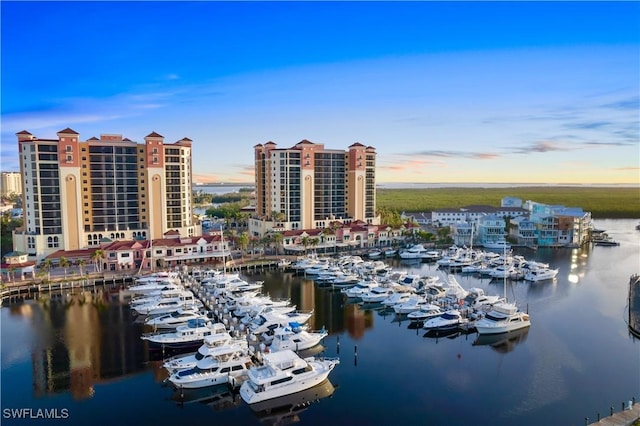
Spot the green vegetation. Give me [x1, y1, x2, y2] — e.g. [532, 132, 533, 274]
[376, 187, 640, 219]
[1, 213, 22, 258]
[193, 189, 253, 206]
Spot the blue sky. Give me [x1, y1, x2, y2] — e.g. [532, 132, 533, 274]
[2, 1, 639, 184]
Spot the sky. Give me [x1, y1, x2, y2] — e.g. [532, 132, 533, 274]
[1, 1, 639, 185]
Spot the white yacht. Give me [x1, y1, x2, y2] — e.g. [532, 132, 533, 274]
[129, 284, 184, 306]
[163, 332, 249, 374]
[240, 305, 297, 325]
[269, 324, 328, 352]
[249, 311, 314, 335]
[141, 320, 227, 350]
[474, 302, 531, 335]
[239, 350, 340, 404]
[384, 248, 397, 257]
[423, 309, 469, 331]
[406, 303, 444, 323]
[483, 239, 512, 250]
[341, 279, 380, 298]
[462, 288, 503, 310]
[399, 244, 429, 259]
[167, 352, 255, 389]
[359, 286, 395, 303]
[523, 267, 559, 282]
[144, 307, 211, 330]
[393, 295, 429, 315]
[132, 290, 200, 316]
[128, 278, 181, 296]
[381, 289, 414, 307]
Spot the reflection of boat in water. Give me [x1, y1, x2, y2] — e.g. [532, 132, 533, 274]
[249, 379, 336, 425]
[170, 383, 242, 411]
[472, 327, 529, 353]
[423, 327, 473, 340]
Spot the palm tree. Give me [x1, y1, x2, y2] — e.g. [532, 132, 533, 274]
[310, 238, 319, 253]
[272, 232, 284, 255]
[237, 233, 249, 260]
[271, 211, 286, 224]
[59, 257, 70, 279]
[36, 268, 48, 284]
[260, 234, 272, 257]
[77, 259, 86, 276]
[237, 212, 251, 230]
[41, 259, 53, 281]
[91, 249, 105, 273]
[301, 236, 311, 254]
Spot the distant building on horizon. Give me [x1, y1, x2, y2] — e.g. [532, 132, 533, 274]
[1, 171, 22, 197]
[12, 128, 200, 262]
[250, 139, 378, 236]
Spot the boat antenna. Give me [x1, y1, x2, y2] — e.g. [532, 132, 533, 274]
[503, 244, 507, 302]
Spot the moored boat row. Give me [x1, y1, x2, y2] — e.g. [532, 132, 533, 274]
[125, 268, 340, 407]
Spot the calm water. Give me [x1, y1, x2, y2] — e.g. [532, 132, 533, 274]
[2, 219, 639, 425]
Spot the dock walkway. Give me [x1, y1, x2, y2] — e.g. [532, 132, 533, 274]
[588, 402, 639, 426]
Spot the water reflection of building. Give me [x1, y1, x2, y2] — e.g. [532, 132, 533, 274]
[26, 290, 147, 400]
[260, 271, 374, 337]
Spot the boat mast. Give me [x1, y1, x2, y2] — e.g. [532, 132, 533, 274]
[503, 244, 507, 302]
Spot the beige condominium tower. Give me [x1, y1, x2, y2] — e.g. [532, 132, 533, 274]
[251, 139, 377, 236]
[13, 128, 200, 262]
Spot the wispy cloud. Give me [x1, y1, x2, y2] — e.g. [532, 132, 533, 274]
[511, 140, 572, 154]
[378, 158, 437, 173]
[193, 172, 222, 183]
[236, 165, 255, 178]
[612, 166, 640, 171]
[405, 150, 501, 160]
[600, 95, 639, 111]
[2, 90, 175, 133]
[583, 141, 636, 147]
[564, 121, 612, 130]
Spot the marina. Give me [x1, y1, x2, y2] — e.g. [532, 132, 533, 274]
[1, 219, 639, 425]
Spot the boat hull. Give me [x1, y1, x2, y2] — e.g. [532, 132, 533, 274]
[239, 366, 334, 404]
[475, 322, 531, 335]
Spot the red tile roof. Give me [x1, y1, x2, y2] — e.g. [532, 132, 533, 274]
[146, 131, 164, 138]
[16, 130, 32, 135]
[58, 127, 79, 135]
[1, 261, 36, 269]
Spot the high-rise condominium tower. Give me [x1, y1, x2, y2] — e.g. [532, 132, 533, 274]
[13, 128, 199, 261]
[252, 140, 377, 235]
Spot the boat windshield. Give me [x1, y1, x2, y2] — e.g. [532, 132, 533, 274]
[484, 313, 505, 322]
[441, 313, 459, 320]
